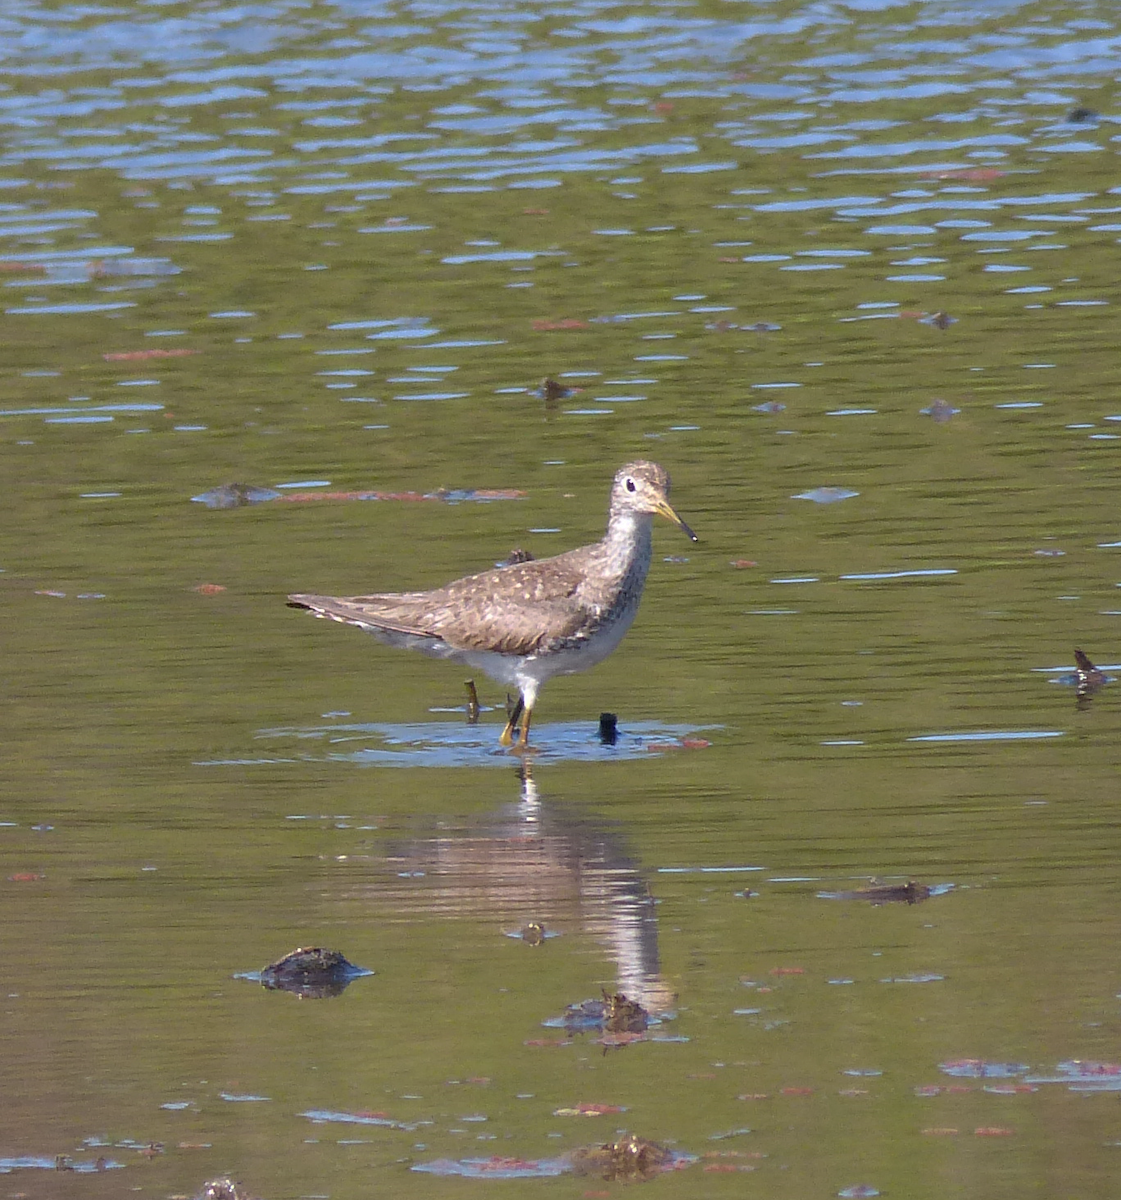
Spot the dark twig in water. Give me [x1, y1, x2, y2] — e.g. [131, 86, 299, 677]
[598, 712, 618, 745]
[1074, 648, 1108, 705]
[464, 679, 480, 723]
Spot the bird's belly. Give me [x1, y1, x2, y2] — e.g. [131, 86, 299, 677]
[521, 606, 639, 684]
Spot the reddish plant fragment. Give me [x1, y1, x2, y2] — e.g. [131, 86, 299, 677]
[975, 1127, 1014, 1137]
[103, 348, 200, 361]
[780, 1087, 813, 1096]
[466, 1076, 490, 1085]
[718, 257, 740, 263]
[8, 873, 44, 882]
[703, 1164, 750, 1173]
[192, 583, 227, 595]
[732, 559, 757, 568]
[921, 1128, 958, 1136]
[652, 102, 674, 113]
[769, 966, 805, 976]
[920, 168, 1006, 181]
[0, 261, 47, 272]
[1060, 1060, 1121, 1076]
[353, 1110, 390, 1120]
[532, 318, 588, 331]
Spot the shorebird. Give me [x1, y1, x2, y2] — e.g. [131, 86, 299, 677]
[288, 461, 696, 748]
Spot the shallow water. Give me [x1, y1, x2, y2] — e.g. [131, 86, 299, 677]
[3, 1, 1121, 1197]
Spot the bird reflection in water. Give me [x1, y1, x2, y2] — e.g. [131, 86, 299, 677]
[364, 765, 675, 1019]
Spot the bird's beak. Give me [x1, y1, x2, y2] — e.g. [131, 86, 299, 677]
[655, 498, 698, 542]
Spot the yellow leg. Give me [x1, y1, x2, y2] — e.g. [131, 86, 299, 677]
[500, 696, 524, 747]
[516, 702, 533, 749]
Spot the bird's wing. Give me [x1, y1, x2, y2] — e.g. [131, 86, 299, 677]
[289, 551, 598, 657]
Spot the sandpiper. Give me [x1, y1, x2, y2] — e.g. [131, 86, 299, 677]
[288, 461, 696, 748]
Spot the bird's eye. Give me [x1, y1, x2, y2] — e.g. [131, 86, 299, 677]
[625, 478, 636, 493]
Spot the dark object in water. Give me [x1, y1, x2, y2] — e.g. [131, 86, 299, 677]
[921, 311, 956, 329]
[260, 947, 371, 999]
[497, 547, 536, 567]
[1074, 648, 1108, 699]
[537, 377, 573, 403]
[1066, 106, 1099, 123]
[822, 881, 933, 905]
[521, 921, 546, 946]
[560, 991, 650, 1033]
[921, 398, 959, 423]
[598, 712, 618, 745]
[197, 1180, 256, 1200]
[193, 482, 283, 509]
[464, 679, 480, 723]
[568, 1134, 675, 1181]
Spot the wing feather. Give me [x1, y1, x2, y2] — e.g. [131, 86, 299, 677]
[289, 549, 600, 658]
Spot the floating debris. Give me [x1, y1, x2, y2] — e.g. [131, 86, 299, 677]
[531, 318, 587, 331]
[752, 400, 786, 414]
[549, 991, 651, 1035]
[192, 483, 527, 509]
[192, 482, 282, 509]
[496, 547, 535, 567]
[569, 1134, 687, 1182]
[536, 378, 574, 402]
[253, 947, 373, 999]
[554, 1103, 627, 1117]
[920, 311, 957, 329]
[1066, 106, 1099, 123]
[519, 921, 547, 946]
[0, 1155, 122, 1174]
[940, 1060, 1029, 1079]
[921, 398, 959, 423]
[818, 880, 952, 905]
[413, 1155, 569, 1179]
[104, 348, 199, 362]
[197, 1180, 257, 1200]
[793, 487, 859, 504]
[301, 1108, 421, 1131]
[192, 583, 227, 595]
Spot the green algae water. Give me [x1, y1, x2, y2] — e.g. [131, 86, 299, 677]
[3, 2, 1121, 1197]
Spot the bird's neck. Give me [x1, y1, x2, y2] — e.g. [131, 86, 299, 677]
[602, 509, 654, 579]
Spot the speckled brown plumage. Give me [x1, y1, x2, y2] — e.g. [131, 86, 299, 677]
[288, 461, 696, 747]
